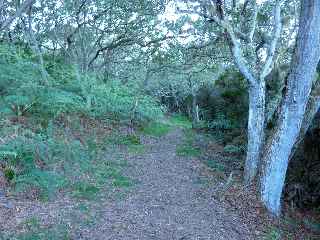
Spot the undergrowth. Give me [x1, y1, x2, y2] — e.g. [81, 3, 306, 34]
[0, 43, 163, 201]
[1, 217, 71, 240]
[176, 129, 201, 157]
[0, 119, 134, 201]
[139, 114, 192, 138]
[0, 43, 164, 123]
[140, 122, 172, 137]
[167, 114, 192, 129]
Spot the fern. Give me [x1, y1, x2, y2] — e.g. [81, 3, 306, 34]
[0, 43, 159, 201]
[14, 169, 67, 201]
[0, 43, 163, 122]
[0, 151, 17, 158]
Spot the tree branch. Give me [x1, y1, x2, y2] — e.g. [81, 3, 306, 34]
[260, 0, 282, 81]
[0, 0, 35, 31]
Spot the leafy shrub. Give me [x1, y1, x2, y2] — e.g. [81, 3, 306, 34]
[0, 43, 163, 124]
[205, 159, 226, 172]
[0, 120, 132, 201]
[0, 43, 157, 201]
[207, 117, 234, 130]
[223, 144, 245, 154]
[14, 169, 67, 201]
[88, 81, 164, 122]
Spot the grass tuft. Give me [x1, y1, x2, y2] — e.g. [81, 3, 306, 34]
[176, 144, 201, 157]
[140, 122, 172, 137]
[112, 175, 133, 188]
[128, 144, 145, 154]
[176, 128, 201, 157]
[105, 134, 141, 146]
[13, 217, 71, 240]
[71, 182, 100, 200]
[167, 114, 192, 129]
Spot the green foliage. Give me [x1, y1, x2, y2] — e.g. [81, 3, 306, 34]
[0, 43, 160, 200]
[176, 129, 201, 157]
[204, 159, 226, 172]
[182, 129, 197, 144]
[3, 165, 15, 181]
[141, 122, 172, 137]
[112, 175, 133, 188]
[303, 218, 320, 232]
[0, 43, 163, 123]
[106, 134, 141, 146]
[14, 170, 67, 201]
[197, 70, 248, 134]
[15, 218, 71, 240]
[176, 144, 201, 157]
[127, 144, 146, 155]
[71, 182, 100, 200]
[1, 132, 69, 201]
[0, 119, 132, 201]
[167, 114, 192, 129]
[223, 144, 245, 154]
[80, 78, 164, 123]
[105, 133, 145, 154]
[207, 116, 234, 130]
[263, 227, 282, 240]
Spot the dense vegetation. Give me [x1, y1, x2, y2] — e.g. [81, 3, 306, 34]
[0, 0, 320, 238]
[0, 42, 163, 201]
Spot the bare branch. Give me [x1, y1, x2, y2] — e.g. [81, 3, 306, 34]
[248, 1, 259, 43]
[260, 0, 282, 80]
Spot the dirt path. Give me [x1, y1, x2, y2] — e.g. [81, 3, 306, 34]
[85, 129, 253, 240]
[0, 128, 255, 239]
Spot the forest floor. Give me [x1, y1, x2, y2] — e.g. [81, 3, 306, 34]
[0, 119, 318, 239]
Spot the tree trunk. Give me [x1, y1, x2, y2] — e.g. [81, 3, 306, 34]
[289, 82, 320, 160]
[25, 5, 49, 85]
[260, 0, 320, 216]
[244, 81, 266, 184]
[192, 94, 199, 127]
